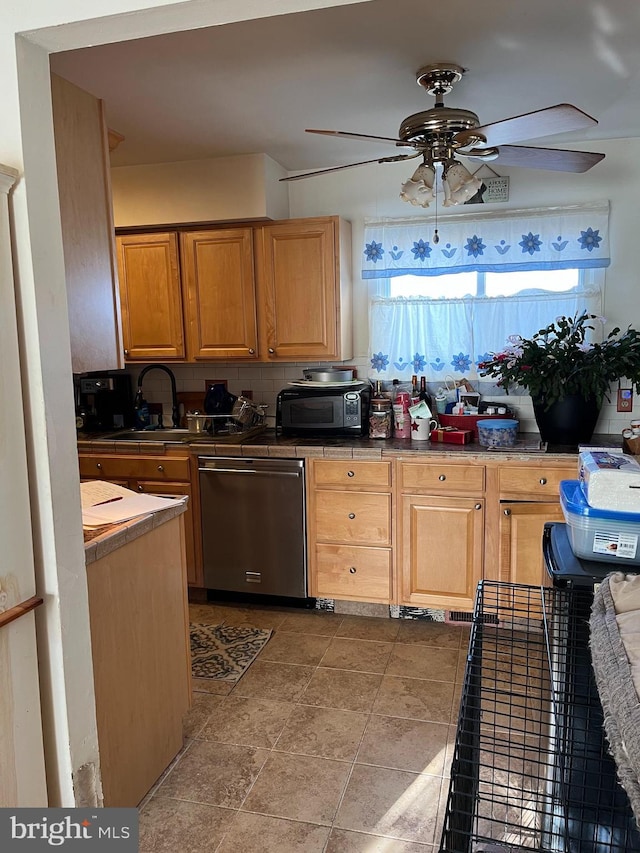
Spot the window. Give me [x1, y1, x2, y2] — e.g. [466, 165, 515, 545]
[388, 268, 581, 299]
[364, 204, 609, 380]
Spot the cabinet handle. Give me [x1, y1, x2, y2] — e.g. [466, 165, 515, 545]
[503, 508, 511, 516]
[349, 567, 357, 574]
[539, 477, 547, 485]
[138, 484, 144, 492]
[248, 348, 255, 355]
[96, 463, 102, 469]
[475, 503, 482, 510]
[157, 465, 164, 472]
[124, 349, 129, 356]
[438, 474, 446, 481]
[347, 470, 355, 478]
[348, 513, 356, 520]
[268, 347, 275, 354]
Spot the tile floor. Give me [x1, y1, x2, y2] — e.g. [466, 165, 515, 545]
[138, 601, 470, 852]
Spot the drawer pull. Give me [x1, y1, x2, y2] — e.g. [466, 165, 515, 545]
[539, 477, 547, 485]
[475, 503, 482, 510]
[157, 465, 164, 472]
[347, 470, 355, 478]
[96, 463, 102, 469]
[438, 474, 446, 481]
[138, 485, 144, 492]
[504, 508, 511, 516]
[348, 513, 356, 520]
[349, 567, 357, 574]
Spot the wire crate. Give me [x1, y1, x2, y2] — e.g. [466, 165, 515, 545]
[440, 581, 640, 853]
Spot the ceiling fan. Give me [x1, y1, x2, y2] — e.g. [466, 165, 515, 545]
[281, 62, 605, 208]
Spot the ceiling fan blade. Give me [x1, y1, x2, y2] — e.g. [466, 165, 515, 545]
[280, 153, 420, 182]
[306, 128, 415, 148]
[455, 104, 598, 148]
[473, 145, 605, 173]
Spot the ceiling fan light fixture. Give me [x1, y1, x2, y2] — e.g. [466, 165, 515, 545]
[399, 176, 434, 208]
[441, 159, 483, 207]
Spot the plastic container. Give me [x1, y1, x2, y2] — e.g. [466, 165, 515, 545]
[560, 479, 640, 565]
[477, 418, 519, 447]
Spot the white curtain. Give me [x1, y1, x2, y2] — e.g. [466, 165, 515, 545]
[362, 202, 610, 279]
[369, 288, 603, 379]
[366, 203, 608, 380]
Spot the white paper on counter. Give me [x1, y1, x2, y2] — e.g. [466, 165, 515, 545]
[80, 481, 186, 528]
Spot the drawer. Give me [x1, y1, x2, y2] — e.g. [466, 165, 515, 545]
[498, 465, 575, 498]
[78, 455, 191, 482]
[400, 462, 484, 493]
[315, 544, 392, 602]
[314, 490, 391, 545]
[313, 460, 391, 490]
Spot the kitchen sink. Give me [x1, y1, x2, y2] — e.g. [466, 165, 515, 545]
[101, 427, 265, 444]
[104, 429, 193, 443]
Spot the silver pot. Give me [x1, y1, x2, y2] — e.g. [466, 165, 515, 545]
[303, 368, 354, 383]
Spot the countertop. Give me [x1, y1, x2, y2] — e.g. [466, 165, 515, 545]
[83, 497, 188, 564]
[78, 429, 623, 461]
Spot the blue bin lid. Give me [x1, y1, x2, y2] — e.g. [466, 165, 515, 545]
[476, 419, 518, 429]
[560, 479, 640, 522]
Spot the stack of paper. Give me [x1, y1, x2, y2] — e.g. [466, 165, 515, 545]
[81, 480, 186, 529]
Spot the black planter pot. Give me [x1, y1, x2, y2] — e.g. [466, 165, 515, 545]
[532, 394, 601, 447]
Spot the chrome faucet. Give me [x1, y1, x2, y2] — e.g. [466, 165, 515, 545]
[135, 364, 181, 429]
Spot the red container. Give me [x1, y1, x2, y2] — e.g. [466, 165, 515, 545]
[431, 428, 472, 445]
[438, 413, 508, 442]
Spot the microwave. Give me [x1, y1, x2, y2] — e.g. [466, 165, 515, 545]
[276, 383, 370, 436]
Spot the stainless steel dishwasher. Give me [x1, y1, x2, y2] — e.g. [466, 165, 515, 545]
[198, 456, 307, 597]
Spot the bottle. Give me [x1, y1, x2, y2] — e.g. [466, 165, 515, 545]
[133, 387, 150, 430]
[393, 391, 411, 439]
[369, 380, 392, 439]
[419, 376, 433, 413]
[411, 374, 420, 405]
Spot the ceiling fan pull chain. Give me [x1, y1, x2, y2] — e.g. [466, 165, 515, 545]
[433, 183, 440, 244]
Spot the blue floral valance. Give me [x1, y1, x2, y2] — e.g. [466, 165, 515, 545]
[362, 202, 610, 278]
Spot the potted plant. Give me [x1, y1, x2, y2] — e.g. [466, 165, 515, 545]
[478, 312, 640, 445]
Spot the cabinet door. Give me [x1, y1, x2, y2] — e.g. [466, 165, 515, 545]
[400, 494, 484, 611]
[181, 229, 258, 360]
[500, 501, 564, 587]
[51, 73, 123, 373]
[135, 480, 198, 586]
[117, 233, 185, 360]
[257, 219, 339, 360]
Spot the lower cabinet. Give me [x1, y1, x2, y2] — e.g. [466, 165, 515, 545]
[499, 501, 564, 587]
[78, 451, 202, 586]
[307, 459, 393, 603]
[397, 457, 485, 611]
[399, 493, 484, 611]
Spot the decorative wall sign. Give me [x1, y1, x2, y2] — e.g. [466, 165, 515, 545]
[484, 175, 510, 203]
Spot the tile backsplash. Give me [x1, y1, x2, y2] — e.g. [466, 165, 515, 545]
[125, 360, 637, 439]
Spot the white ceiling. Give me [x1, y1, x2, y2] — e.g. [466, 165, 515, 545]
[50, 0, 640, 175]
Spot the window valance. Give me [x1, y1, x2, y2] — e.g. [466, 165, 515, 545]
[362, 202, 610, 279]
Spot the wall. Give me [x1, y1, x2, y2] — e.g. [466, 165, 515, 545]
[111, 152, 290, 226]
[3, 0, 367, 808]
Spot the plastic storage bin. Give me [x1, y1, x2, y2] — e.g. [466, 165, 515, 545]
[477, 418, 519, 448]
[560, 479, 640, 565]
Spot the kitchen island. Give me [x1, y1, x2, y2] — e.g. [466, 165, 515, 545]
[84, 500, 190, 807]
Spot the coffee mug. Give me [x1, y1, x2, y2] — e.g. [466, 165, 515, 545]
[411, 416, 438, 441]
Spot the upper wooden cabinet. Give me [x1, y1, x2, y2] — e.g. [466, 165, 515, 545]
[255, 217, 352, 361]
[51, 73, 123, 373]
[115, 216, 352, 363]
[116, 232, 185, 360]
[180, 229, 258, 360]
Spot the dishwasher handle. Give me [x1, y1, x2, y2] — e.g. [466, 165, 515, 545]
[198, 466, 301, 477]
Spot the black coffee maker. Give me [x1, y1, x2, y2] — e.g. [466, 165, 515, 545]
[75, 371, 134, 432]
